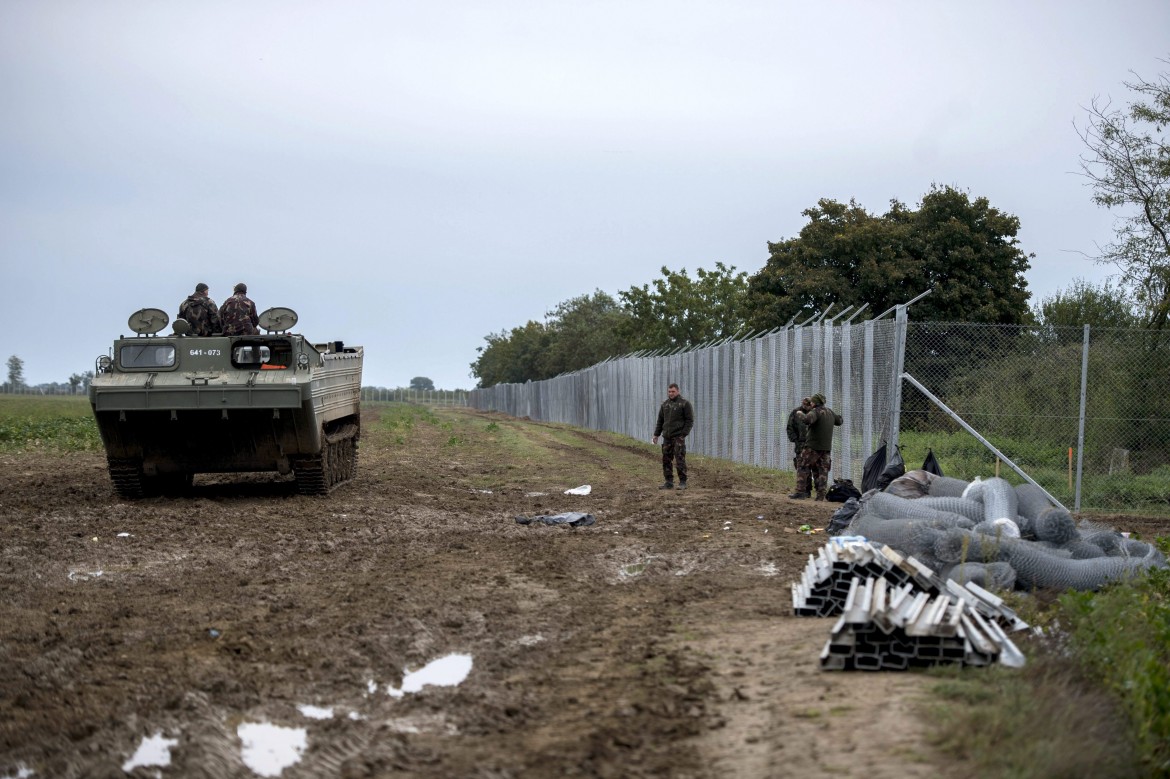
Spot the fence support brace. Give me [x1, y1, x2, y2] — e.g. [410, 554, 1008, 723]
[900, 372, 1068, 512]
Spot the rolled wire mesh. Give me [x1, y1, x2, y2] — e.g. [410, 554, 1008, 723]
[847, 474, 1168, 591]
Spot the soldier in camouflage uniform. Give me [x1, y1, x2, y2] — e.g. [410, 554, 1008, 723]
[221, 282, 260, 335]
[790, 392, 842, 501]
[786, 396, 812, 470]
[177, 282, 221, 336]
[652, 383, 695, 490]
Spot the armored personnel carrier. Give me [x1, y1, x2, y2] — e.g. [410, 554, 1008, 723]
[89, 306, 362, 497]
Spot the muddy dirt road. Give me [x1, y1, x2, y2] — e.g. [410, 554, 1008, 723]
[3, 405, 1161, 778]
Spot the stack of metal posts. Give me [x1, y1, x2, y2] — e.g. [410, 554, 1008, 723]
[792, 540, 1029, 670]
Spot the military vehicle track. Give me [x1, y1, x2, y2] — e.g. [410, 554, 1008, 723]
[294, 422, 360, 495]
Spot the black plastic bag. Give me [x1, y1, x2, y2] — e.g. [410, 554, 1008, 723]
[515, 512, 596, 527]
[861, 442, 887, 492]
[826, 497, 861, 534]
[825, 478, 862, 503]
[876, 445, 905, 490]
[922, 448, 943, 477]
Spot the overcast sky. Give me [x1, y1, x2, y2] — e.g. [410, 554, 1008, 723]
[2, 1, 1167, 390]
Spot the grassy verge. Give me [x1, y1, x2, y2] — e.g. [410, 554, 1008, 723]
[897, 430, 1170, 515]
[366, 402, 798, 494]
[0, 395, 100, 452]
[927, 538, 1170, 778]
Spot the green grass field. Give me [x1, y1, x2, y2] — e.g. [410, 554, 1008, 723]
[0, 394, 101, 452]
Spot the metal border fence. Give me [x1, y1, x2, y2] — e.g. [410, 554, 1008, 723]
[471, 306, 1170, 516]
[470, 310, 906, 484]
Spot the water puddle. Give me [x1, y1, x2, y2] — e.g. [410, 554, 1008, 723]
[122, 732, 178, 772]
[386, 654, 473, 698]
[296, 704, 333, 720]
[618, 554, 660, 580]
[106, 653, 474, 774]
[384, 713, 458, 735]
[237, 722, 307, 778]
[620, 562, 648, 579]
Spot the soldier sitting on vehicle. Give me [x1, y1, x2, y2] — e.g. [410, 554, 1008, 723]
[221, 283, 260, 336]
[177, 283, 221, 336]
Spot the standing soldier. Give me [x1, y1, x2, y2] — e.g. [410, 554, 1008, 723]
[652, 383, 694, 490]
[790, 392, 843, 501]
[177, 282, 221, 336]
[786, 396, 812, 470]
[221, 282, 260, 335]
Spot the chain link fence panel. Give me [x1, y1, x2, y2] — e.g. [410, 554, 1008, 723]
[361, 388, 469, 405]
[902, 322, 1170, 515]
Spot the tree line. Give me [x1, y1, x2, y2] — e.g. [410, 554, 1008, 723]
[2, 356, 94, 395]
[471, 61, 1169, 388]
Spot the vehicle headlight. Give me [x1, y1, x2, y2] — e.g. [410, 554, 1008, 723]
[297, 354, 310, 369]
[97, 355, 113, 373]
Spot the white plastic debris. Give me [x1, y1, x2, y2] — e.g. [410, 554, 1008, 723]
[564, 485, 591, 495]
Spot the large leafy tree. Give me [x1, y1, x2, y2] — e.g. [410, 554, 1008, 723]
[541, 290, 633, 377]
[1033, 278, 1139, 329]
[746, 186, 1033, 328]
[469, 292, 633, 387]
[908, 185, 1032, 323]
[1076, 60, 1170, 329]
[746, 198, 912, 329]
[409, 376, 435, 391]
[470, 321, 550, 388]
[618, 262, 750, 350]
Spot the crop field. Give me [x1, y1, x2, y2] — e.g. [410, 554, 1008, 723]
[1, 399, 1166, 778]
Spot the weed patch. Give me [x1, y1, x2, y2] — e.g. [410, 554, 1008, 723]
[927, 656, 1140, 778]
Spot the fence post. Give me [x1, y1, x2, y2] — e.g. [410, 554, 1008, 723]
[889, 305, 908, 449]
[840, 320, 853, 480]
[1075, 324, 1090, 512]
[862, 319, 875, 460]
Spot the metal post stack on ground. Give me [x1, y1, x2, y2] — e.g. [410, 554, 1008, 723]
[791, 540, 1028, 670]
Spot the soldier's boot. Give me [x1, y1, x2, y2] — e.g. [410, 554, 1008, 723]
[659, 481, 674, 490]
[815, 491, 826, 502]
[677, 481, 688, 490]
[788, 491, 810, 500]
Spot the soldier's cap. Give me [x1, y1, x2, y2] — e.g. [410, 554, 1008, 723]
[234, 282, 247, 294]
[195, 282, 209, 293]
[812, 393, 826, 405]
